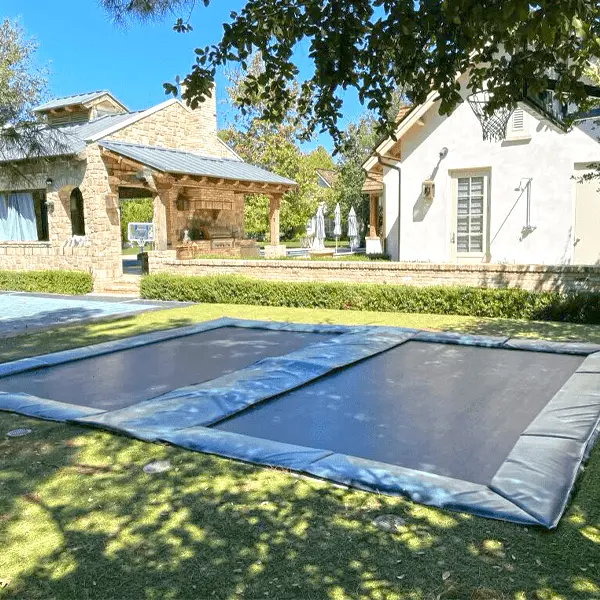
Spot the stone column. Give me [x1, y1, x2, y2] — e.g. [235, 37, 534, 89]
[264, 194, 286, 258]
[366, 192, 383, 255]
[153, 190, 169, 251]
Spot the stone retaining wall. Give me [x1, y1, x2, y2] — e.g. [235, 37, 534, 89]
[147, 256, 600, 292]
[0, 241, 94, 273]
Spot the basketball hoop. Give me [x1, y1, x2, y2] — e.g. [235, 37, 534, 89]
[127, 222, 155, 251]
[467, 91, 514, 142]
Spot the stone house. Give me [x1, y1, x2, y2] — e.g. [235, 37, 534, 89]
[0, 89, 295, 287]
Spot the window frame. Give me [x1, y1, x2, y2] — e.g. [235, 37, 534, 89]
[451, 170, 490, 262]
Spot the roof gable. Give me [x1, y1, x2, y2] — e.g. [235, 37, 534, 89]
[86, 99, 184, 142]
[33, 91, 127, 114]
[315, 168, 338, 187]
[363, 79, 600, 172]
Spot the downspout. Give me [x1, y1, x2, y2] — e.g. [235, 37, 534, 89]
[376, 154, 401, 261]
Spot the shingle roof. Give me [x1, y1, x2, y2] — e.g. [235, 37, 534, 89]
[99, 140, 296, 185]
[315, 168, 338, 187]
[33, 91, 123, 112]
[362, 170, 383, 193]
[395, 104, 413, 123]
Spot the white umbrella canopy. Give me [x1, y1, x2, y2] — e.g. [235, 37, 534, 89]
[333, 203, 342, 237]
[314, 203, 326, 250]
[347, 206, 359, 250]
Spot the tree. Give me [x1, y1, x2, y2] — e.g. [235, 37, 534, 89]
[102, 0, 600, 146]
[332, 114, 379, 234]
[219, 56, 335, 240]
[0, 19, 49, 167]
[120, 197, 153, 243]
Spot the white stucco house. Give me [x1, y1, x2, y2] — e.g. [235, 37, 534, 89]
[362, 73, 600, 265]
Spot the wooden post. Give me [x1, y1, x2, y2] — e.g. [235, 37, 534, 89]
[264, 194, 286, 258]
[365, 192, 383, 255]
[369, 193, 378, 238]
[269, 194, 281, 245]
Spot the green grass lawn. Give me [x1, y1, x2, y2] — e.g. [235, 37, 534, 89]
[1, 304, 599, 599]
[122, 244, 151, 255]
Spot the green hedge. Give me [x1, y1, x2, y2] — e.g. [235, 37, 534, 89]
[0, 270, 93, 295]
[140, 273, 600, 324]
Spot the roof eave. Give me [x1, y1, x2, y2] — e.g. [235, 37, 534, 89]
[99, 143, 296, 187]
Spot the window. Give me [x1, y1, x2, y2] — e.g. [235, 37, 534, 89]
[456, 174, 487, 254]
[70, 188, 85, 236]
[0, 190, 48, 242]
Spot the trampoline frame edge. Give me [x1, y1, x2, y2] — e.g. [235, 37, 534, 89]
[0, 318, 599, 528]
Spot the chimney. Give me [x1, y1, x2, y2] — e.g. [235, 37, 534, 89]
[180, 81, 217, 136]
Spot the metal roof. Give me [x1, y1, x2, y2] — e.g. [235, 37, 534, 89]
[57, 112, 142, 140]
[33, 91, 120, 112]
[0, 112, 145, 163]
[99, 140, 296, 185]
[0, 126, 86, 163]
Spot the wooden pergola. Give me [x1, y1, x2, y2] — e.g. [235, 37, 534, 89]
[101, 147, 296, 256]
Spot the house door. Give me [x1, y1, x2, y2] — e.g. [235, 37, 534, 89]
[450, 170, 490, 263]
[574, 170, 600, 265]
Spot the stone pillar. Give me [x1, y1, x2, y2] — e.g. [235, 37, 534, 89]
[264, 194, 286, 258]
[366, 192, 383, 255]
[153, 190, 169, 251]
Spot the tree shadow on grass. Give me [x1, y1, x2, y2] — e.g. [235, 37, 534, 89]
[429, 317, 600, 344]
[1, 413, 598, 600]
[0, 314, 197, 364]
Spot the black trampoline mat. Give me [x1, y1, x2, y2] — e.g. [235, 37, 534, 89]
[0, 327, 334, 411]
[216, 341, 583, 485]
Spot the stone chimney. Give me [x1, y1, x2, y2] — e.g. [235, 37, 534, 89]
[180, 81, 217, 137]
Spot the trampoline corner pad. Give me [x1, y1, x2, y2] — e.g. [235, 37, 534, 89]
[302, 453, 540, 526]
[0, 392, 104, 422]
[489, 367, 600, 528]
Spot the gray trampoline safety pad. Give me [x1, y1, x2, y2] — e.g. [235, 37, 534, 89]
[0, 326, 335, 411]
[0, 317, 598, 529]
[215, 341, 583, 486]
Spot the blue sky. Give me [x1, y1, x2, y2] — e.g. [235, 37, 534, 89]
[3, 0, 364, 152]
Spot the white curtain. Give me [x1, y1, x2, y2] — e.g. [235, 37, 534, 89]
[0, 192, 38, 241]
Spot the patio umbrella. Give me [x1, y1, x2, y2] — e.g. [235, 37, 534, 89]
[315, 203, 326, 250]
[347, 206, 359, 250]
[333, 203, 342, 252]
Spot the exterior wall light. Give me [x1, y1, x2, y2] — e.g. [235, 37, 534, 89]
[422, 179, 435, 200]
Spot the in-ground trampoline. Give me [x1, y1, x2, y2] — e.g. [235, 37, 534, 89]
[1, 317, 599, 528]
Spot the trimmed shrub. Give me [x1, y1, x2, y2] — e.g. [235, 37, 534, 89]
[0, 270, 93, 295]
[140, 273, 600, 324]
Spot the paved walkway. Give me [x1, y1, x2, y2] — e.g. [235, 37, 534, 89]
[0, 292, 185, 337]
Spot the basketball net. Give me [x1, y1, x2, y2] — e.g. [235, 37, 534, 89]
[467, 91, 514, 142]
